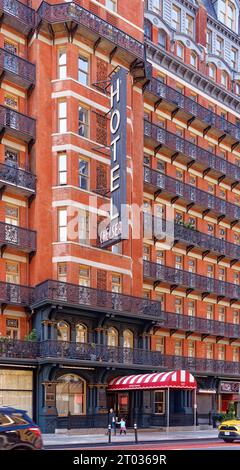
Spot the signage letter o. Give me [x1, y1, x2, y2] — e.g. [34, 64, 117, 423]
[110, 110, 121, 134]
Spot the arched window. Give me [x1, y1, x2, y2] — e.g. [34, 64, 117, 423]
[56, 374, 86, 416]
[208, 63, 216, 80]
[107, 327, 118, 347]
[123, 329, 134, 349]
[76, 323, 87, 343]
[221, 70, 228, 88]
[158, 29, 167, 49]
[176, 42, 184, 59]
[57, 321, 70, 341]
[219, 0, 236, 31]
[144, 19, 152, 40]
[190, 51, 197, 68]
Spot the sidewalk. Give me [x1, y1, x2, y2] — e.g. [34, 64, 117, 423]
[42, 428, 219, 447]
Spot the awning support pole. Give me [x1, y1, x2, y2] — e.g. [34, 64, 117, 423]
[193, 388, 197, 428]
[167, 388, 170, 430]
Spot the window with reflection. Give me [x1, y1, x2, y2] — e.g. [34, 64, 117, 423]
[56, 374, 86, 416]
[107, 327, 118, 347]
[76, 324, 87, 343]
[154, 391, 165, 414]
[57, 321, 70, 342]
[158, 29, 166, 49]
[123, 329, 134, 349]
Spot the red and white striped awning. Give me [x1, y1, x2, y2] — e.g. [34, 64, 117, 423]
[108, 370, 196, 391]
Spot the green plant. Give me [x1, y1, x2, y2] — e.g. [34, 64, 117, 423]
[24, 329, 37, 342]
[225, 401, 236, 420]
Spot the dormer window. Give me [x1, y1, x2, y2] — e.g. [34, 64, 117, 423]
[219, 0, 236, 31]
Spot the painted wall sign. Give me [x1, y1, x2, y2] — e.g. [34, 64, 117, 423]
[100, 67, 128, 248]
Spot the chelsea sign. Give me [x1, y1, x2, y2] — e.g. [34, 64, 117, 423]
[100, 67, 128, 248]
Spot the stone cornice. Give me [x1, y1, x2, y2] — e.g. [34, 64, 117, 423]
[207, 16, 240, 46]
[146, 40, 240, 113]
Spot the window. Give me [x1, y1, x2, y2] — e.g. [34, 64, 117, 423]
[79, 266, 90, 287]
[207, 304, 214, 320]
[207, 223, 214, 234]
[188, 341, 195, 357]
[78, 106, 89, 138]
[207, 264, 214, 278]
[58, 154, 67, 185]
[58, 49, 66, 79]
[153, 0, 161, 13]
[143, 244, 150, 261]
[206, 30, 212, 53]
[219, 189, 226, 199]
[218, 306, 225, 322]
[218, 344, 225, 360]
[106, 0, 116, 12]
[4, 94, 18, 109]
[188, 217, 196, 229]
[176, 169, 183, 180]
[221, 71, 228, 88]
[57, 321, 70, 341]
[78, 158, 89, 190]
[190, 52, 197, 68]
[176, 42, 184, 59]
[174, 339, 182, 356]
[156, 250, 164, 265]
[172, 5, 181, 31]
[107, 327, 118, 347]
[231, 47, 238, 69]
[5, 147, 18, 167]
[157, 160, 165, 173]
[233, 347, 239, 362]
[123, 329, 133, 349]
[189, 175, 196, 186]
[154, 391, 165, 414]
[233, 272, 239, 285]
[219, 228, 226, 240]
[112, 274, 121, 293]
[58, 209, 67, 242]
[175, 212, 183, 223]
[158, 29, 166, 49]
[6, 262, 19, 284]
[216, 36, 223, 56]
[79, 211, 89, 244]
[175, 255, 182, 269]
[78, 56, 89, 85]
[155, 336, 165, 353]
[206, 343, 213, 359]
[233, 310, 240, 324]
[4, 39, 18, 54]
[175, 297, 183, 314]
[219, 268, 225, 281]
[5, 205, 19, 226]
[58, 101, 67, 133]
[156, 293, 164, 309]
[186, 15, 194, 37]
[76, 324, 87, 343]
[144, 155, 151, 167]
[188, 259, 195, 273]
[56, 374, 86, 416]
[236, 82, 240, 95]
[0, 370, 33, 418]
[144, 19, 152, 40]
[6, 318, 19, 340]
[143, 290, 151, 299]
[219, 0, 236, 30]
[58, 263, 67, 282]
[188, 300, 195, 317]
[208, 64, 216, 80]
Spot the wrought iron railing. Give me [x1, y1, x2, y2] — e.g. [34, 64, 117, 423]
[0, 105, 36, 140]
[37, 1, 144, 60]
[143, 260, 240, 300]
[0, 339, 39, 359]
[0, 48, 36, 85]
[143, 213, 240, 260]
[0, 281, 34, 306]
[162, 311, 240, 339]
[160, 354, 240, 376]
[0, 222, 36, 252]
[144, 120, 240, 181]
[145, 78, 240, 142]
[33, 280, 162, 319]
[0, 0, 35, 34]
[143, 166, 240, 222]
[0, 163, 36, 193]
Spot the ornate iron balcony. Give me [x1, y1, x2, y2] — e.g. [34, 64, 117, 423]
[144, 120, 240, 184]
[0, 48, 36, 89]
[0, 105, 36, 143]
[37, 2, 144, 63]
[0, 0, 35, 35]
[160, 354, 240, 376]
[162, 310, 240, 339]
[143, 260, 240, 301]
[0, 163, 36, 195]
[143, 213, 240, 262]
[0, 281, 34, 307]
[0, 221, 36, 254]
[145, 78, 240, 145]
[143, 166, 240, 224]
[33, 280, 162, 321]
[0, 339, 39, 360]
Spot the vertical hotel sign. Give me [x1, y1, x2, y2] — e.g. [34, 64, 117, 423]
[100, 67, 128, 248]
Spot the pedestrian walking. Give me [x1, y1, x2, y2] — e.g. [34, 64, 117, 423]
[118, 417, 127, 435]
[108, 408, 117, 435]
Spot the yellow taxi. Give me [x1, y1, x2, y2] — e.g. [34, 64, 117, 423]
[218, 419, 240, 442]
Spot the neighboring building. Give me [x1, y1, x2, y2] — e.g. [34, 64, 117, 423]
[0, 0, 240, 433]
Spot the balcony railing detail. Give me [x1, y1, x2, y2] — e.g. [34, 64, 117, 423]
[144, 120, 240, 182]
[0, 339, 39, 359]
[143, 260, 240, 300]
[162, 311, 240, 339]
[143, 166, 240, 222]
[33, 280, 162, 320]
[0, 48, 36, 87]
[0, 222, 36, 252]
[0, 0, 35, 35]
[143, 213, 240, 260]
[37, 1, 144, 61]
[0, 163, 36, 194]
[145, 78, 240, 143]
[0, 105, 36, 142]
[0, 281, 34, 306]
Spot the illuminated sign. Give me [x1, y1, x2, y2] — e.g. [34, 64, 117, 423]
[100, 67, 128, 248]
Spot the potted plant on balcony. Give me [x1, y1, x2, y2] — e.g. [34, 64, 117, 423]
[0, 335, 9, 357]
[24, 328, 37, 341]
